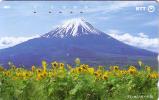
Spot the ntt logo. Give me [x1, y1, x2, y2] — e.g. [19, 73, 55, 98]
[136, 5, 155, 13]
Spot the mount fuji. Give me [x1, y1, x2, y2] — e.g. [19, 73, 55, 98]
[0, 18, 157, 68]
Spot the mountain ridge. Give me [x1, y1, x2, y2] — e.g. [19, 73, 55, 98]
[0, 18, 157, 68]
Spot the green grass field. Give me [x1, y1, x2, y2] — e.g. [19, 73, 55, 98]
[0, 59, 158, 100]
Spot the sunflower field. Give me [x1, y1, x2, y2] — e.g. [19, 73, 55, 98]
[0, 59, 158, 100]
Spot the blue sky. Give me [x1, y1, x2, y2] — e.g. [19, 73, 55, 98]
[0, 1, 158, 52]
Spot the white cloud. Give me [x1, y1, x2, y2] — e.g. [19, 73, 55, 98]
[107, 30, 159, 52]
[138, 33, 148, 38]
[0, 35, 39, 49]
[107, 29, 121, 34]
[3, 5, 10, 9]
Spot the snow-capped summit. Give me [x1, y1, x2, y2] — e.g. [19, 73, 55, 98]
[42, 18, 101, 38]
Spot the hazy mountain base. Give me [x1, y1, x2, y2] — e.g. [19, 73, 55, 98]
[0, 37, 157, 69]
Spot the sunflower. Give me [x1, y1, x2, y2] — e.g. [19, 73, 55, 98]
[113, 66, 119, 71]
[25, 73, 29, 77]
[145, 66, 151, 72]
[128, 68, 136, 75]
[94, 72, 98, 76]
[129, 66, 136, 70]
[82, 64, 89, 70]
[36, 74, 43, 80]
[59, 63, 64, 69]
[78, 67, 82, 73]
[51, 61, 58, 68]
[88, 68, 94, 75]
[12, 65, 16, 70]
[42, 71, 47, 77]
[16, 72, 20, 77]
[102, 74, 108, 80]
[36, 69, 42, 74]
[148, 73, 158, 79]
[120, 70, 127, 75]
[4, 71, 11, 76]
[94, 72, 100, 77]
